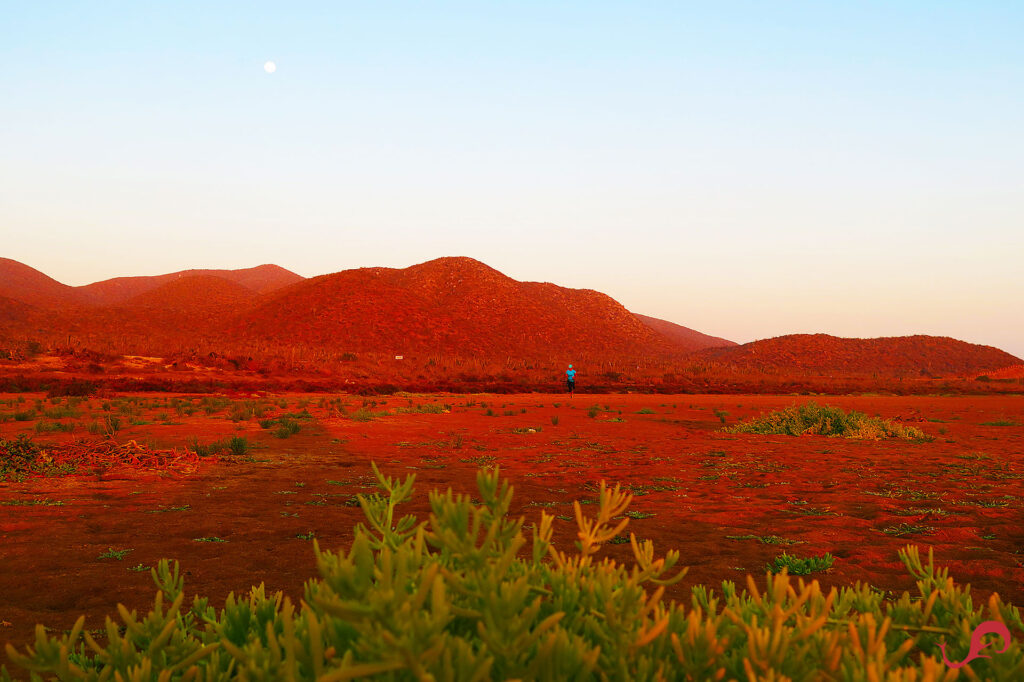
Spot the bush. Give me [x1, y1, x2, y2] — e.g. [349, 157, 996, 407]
[725, 401, 929, 439]
[275, 418, 302, 438]
[46, 378, 98, 397]
[0, 436, 78, 479]
[766, 551, 835, 575]
[5, 466, 1022, 681]
[228, 436, 250, 456]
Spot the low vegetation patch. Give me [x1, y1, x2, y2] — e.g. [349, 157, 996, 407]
[4, 466, 1022, 681]
[0, 435, 209, 481]
[725, 401, 929, 439]
[766, 552, 835, 575]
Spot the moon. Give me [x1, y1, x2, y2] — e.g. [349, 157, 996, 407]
[264, 61, 277, 74]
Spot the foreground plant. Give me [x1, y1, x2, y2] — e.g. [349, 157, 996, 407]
[4, 466, 1023, 681]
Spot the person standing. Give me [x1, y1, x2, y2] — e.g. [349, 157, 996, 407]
[566, 364, 576, 397]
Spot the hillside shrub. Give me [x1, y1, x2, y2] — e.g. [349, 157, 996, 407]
[4, 466, 1022, 681]
[725, 401, 929, 439]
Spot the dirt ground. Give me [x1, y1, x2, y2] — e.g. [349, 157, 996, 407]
[2, 392, 1023, 664]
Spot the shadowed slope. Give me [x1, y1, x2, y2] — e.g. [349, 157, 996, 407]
[693, 333, 1021, 377]
[633, 313, 735, 352]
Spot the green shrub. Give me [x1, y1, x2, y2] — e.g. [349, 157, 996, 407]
[5, 466, 1023, 681]
[42, 405, 80, 419]
[725, 401, 929, 439]
[393, 403, 446, 415]
[766, 552, 835, 575]
[982, 418, 1018, 427]
[228, 436, 250, 457]
[34, 420, 74, 433]
[0, 436, 78, 479]
[189, 436, 252, 457]
[350, 408, 376, 422]
[275, 418, 302, 437]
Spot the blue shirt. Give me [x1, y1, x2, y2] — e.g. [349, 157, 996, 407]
[566, 369, 576, 381]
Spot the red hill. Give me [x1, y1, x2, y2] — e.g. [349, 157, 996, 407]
[236, 257, 683, 359]
[46, 276, 260, 352]
[692, 334, 1021, 377]
[78, 264, 303, 305]
[0, 258, 83, 308]
[633, 313, 735, 352]
[123, 275, 257, 314]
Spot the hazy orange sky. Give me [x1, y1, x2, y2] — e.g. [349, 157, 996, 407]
[2, 3, 1022, 358]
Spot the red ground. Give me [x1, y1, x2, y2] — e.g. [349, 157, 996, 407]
[1, 392, 1022, 665]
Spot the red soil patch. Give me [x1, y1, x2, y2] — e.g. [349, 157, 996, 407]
[1, 392, 1022, 665]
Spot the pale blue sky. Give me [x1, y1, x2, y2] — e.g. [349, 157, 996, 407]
[2, 2, 1022, 357]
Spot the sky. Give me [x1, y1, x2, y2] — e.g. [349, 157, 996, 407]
[2, 2, 1022, 358]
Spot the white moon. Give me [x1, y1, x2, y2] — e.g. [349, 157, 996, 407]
[264, 61, 277, 74]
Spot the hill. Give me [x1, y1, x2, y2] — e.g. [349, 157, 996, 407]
[0, 258, 83, 308]
[78, 264, 303, 305]
[236, 257, 684, 359]
[633, 313, 735, 352]
[123, 275, 258, 314]
[692, 333, 1022, 377]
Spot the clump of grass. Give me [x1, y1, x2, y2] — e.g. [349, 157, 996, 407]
[97, 548, 132, 560]
[767, 552, 834, 575]
[1, 498, 65, 506]
[192, 536, 227, 543]
[981, 418, 1018, 427]
[893, 507, 949, 517]
[43, 405, 80, 419]
[275, 418, 302, 438]
[726, 534, 803, 546]
[189, 438, 244, 457]
[550, 415, 559, 426]
[636, 408, 655, 415]
[35, 420, 75, 433]
[726, 402, 928, 440]
[393, 403, 447, 415]
[882, 523, 936, 537]
[103, 415, 121, 434]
